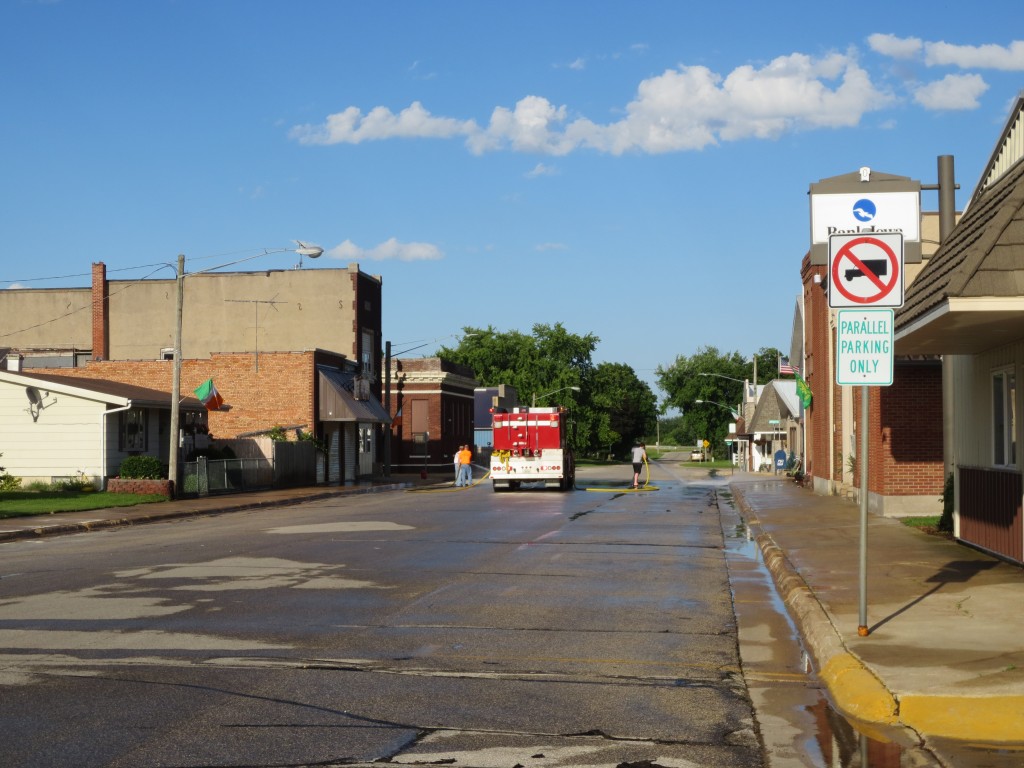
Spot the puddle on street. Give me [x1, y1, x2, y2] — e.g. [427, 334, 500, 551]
[721, 499, 1020, 768]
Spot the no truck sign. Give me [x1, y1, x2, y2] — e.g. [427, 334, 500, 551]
[829, 232, 904, 308]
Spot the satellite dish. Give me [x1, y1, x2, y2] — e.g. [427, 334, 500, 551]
[26, 386, 42, 406]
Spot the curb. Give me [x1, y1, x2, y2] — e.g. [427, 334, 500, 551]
[0, 482, 413, 543]
[731, 483, 1024, 744]
[744, 498, 900, 727]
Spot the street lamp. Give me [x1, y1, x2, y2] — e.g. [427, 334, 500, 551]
[694, 399, 740, 419]
[697, 372, 746, 384]
[168, 243, 323, 494]
[532, 385, 581, 407]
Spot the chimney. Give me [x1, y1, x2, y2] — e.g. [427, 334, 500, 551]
[91, 262, 109, 361]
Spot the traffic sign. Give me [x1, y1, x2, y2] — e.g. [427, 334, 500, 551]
[829, 232, 904, 308]
[836, 309, 894, 386]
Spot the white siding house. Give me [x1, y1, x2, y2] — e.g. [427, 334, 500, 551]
[0, 370, 202, 488]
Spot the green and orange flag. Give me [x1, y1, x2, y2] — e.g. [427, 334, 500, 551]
[193, 378, 224, 411]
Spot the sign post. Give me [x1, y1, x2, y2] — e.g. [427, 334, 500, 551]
[830, 235, 903, 638]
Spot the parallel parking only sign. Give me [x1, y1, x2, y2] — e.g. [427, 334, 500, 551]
[836, 309, 894, 386]
[829, 232, 904, 308]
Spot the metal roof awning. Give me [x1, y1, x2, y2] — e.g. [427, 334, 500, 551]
[318, 369, 391, 424]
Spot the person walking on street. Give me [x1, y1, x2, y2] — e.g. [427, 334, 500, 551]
[453, 446, 463, 485]
[631, 440, 647, 488]
[458, 444, 473, 487]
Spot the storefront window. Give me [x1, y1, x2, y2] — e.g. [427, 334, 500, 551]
[992, 369, 1016, 466]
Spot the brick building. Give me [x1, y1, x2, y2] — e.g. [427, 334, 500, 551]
[1, 260, 389, 486]
[387, 357, 477, 475]
[799, 169, 947, 516]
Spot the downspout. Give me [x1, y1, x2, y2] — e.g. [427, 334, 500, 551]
[936, 154, 959, 533]
[937, 155, 957, 481]
[101, 402, 133, 490]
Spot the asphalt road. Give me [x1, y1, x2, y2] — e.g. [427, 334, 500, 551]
[0, 464, 845, 767]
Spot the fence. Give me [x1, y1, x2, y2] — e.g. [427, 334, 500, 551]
[179, 439, 317, 497]
[181, 456, 274, 497]
[959, 465, 1023, 564]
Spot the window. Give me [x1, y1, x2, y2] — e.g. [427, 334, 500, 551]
[409, 400, 429, 457]
[992, 369, 1016, 466]
[119, 408, 147, 452]
[361, 331, 375, 375]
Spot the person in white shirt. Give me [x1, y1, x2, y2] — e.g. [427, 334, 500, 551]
[631, 441, 647, 488]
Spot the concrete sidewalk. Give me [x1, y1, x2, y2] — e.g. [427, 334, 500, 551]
[730, 474, 1024, 744]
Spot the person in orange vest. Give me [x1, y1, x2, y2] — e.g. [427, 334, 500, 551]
[457, 444, 473, 487]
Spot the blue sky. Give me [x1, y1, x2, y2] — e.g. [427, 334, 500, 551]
[3, 1, 1022, 398]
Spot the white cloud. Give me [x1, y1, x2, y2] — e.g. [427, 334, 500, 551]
[924, 40, 1024, 71]
[408, 60, 437, 81]
[525, 162, 558, 178]
[867, 33, 922, 59]
[913, 73, 989, 110]
[868, 34, 1024, 71]
[467, 95, 576, 155]
[292, 51, 892, 156]
[569, 57, 586, 71]
[589, 51, 890, 153]
[327, 238, 443, 262]
[289, 101, 476, 145]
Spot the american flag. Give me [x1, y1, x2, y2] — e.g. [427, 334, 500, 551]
[778, 356, 797, 376]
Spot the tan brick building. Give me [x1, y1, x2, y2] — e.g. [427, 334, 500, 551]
[1, 262, 389, 486]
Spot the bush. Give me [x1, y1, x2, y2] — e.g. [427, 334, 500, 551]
[0, 472, 21, 492]
[53, 473, 93, 492]
[119, 455, 164, 480]
[0, 452, 21, 491]
[938, 473, 954, 533]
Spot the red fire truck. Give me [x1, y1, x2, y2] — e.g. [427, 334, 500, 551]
[489, 406, 575, 491]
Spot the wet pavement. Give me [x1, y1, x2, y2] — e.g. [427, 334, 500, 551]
[3, 464, 1022, 756]
[726, 471, 1024, 748]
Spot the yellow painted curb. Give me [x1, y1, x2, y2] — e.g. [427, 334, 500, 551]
[899, 695, 1024, 743]
[820, 653, 898, 726]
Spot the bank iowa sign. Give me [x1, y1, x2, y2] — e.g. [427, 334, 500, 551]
[836, 309, 894, 386]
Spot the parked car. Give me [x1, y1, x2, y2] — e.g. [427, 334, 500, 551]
[689, 449, 704, 461]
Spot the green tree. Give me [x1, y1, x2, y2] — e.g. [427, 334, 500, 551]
[656, 345, 783, 454]
[440, 323, 596, 404]
[439, 323, 596, 453]
[752, 346, 784, 387]
[654, 414, 692, 447]
[589, 362, 658, 458]
[439, 324, 658, 458]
